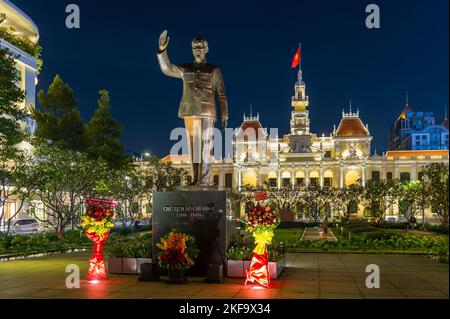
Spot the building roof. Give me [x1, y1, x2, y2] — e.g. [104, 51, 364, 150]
[161, 154, 189, 164]
[235, 114, 266, 140]
[335, 112, 369, 137]
[0, 0, 39, 43]
[385, 150, 449, 158]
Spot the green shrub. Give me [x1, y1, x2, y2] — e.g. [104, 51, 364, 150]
[104, 233, 152, 258]
[425, 224, 449, 235]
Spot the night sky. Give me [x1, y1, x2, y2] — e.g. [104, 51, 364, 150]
[13, 0, 449, 156]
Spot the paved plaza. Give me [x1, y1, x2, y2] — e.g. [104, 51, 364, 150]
[0, 252, 448, 299]
[301, 228, 338, 241]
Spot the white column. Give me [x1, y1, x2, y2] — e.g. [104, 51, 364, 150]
[305, 164, 310, 188]
[320, 164, 324, 189]
[238, 168, 242, 191]
[362, 162, 366, 188]
[412, 162, 417, 180]
[277, 170, 281, 190]
[291, 170, 296, 190]
[219, 170, 224, 188]
[339, 163, 344, 189]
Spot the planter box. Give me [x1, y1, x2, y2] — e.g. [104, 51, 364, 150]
[226, 256, 286, 279]
[136, 258, 152, 274]
[107, 257, 123, 274]
[122, 258, 138, 274]
[244, 260, 251, 273]
[269, 257, 286, 279]
[226, 260, 244, 277]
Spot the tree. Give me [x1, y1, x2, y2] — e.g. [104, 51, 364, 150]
[26, 140, 110, 236]
[34, 75, 86, 151]
[0, 47, 25, 155]
[332, 184, 363, 223]
[397, 180, 424, 221]
[139, 155, 187, 193]
[361, 179, 401, 225]
[424, 163, 449, 225]
[267, 189, 303, 219]
[297, 187, 333, 223]
[84, 90, 131, 169]
[0, 152, 32, 233]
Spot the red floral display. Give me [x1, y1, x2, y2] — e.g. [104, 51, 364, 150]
[245, 204, 281, 234]
[82, 197, 117, 281]
[244, 203, 280, 288]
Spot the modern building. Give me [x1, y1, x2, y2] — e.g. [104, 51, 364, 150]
[389, 96, 449, 151]
[0, 0, 39, 222]
[164, 60, 449, 221]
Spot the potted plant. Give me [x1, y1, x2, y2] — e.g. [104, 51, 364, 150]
[134, 233, 152, 274]
[104, 234, 124, 274]
[104, 233, 152, 274]
[156, 230, 199, 284]
[225, 245, 245, 277]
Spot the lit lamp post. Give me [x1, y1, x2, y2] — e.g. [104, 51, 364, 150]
[422, 175, 429, 230]
[124, 174, 131, 231]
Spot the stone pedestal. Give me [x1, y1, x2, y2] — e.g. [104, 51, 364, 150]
[152, 190, 238, 276]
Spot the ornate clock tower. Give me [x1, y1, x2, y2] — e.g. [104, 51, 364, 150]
[289, 60, 312, 153]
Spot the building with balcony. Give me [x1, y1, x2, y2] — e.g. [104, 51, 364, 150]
[164, 59, 448, 222]
[0, 0, 40, 222]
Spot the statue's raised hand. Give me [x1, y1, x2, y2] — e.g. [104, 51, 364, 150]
[159, 30, 170, 52]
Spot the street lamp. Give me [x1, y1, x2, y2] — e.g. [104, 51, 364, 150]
[422, 175, 429, 230]
[124, 174, 131, 232]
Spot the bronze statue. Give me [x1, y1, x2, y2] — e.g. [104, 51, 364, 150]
[157, 30, 228, 186]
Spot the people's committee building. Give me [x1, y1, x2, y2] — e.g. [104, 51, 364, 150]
[164, 62, 449, 220]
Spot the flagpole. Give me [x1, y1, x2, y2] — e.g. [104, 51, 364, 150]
[299, 42, 302, 71]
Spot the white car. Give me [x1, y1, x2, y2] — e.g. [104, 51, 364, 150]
[0, 218, 41, 235]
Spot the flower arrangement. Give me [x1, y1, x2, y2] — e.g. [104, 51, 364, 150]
[245, 204, 281, 235]
[81, 204, 115, 240]
[157, 230, 199, 270]
[243, 203, 281, 288]
[81, 197, 117, 281]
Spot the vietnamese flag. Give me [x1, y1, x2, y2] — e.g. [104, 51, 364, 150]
[291, 47, 301, 68]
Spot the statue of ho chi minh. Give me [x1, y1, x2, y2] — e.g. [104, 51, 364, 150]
[156, 30, 229, 187]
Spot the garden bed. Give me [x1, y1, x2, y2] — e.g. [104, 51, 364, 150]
[104, 232, 152, 274]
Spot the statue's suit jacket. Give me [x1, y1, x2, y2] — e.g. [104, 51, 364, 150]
[157, 49, 228, 121]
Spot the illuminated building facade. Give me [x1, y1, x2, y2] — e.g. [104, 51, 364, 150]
[165, 61, 449, 221]
[0, 0, 39, 222]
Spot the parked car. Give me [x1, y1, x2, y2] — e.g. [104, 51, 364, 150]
[131, 219, 151, 231]
[0, 218, 41, 235]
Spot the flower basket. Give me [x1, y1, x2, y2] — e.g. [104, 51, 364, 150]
[156, 230, 199, 284]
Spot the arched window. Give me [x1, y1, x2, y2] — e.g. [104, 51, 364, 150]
[400, 172, 411, 182]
